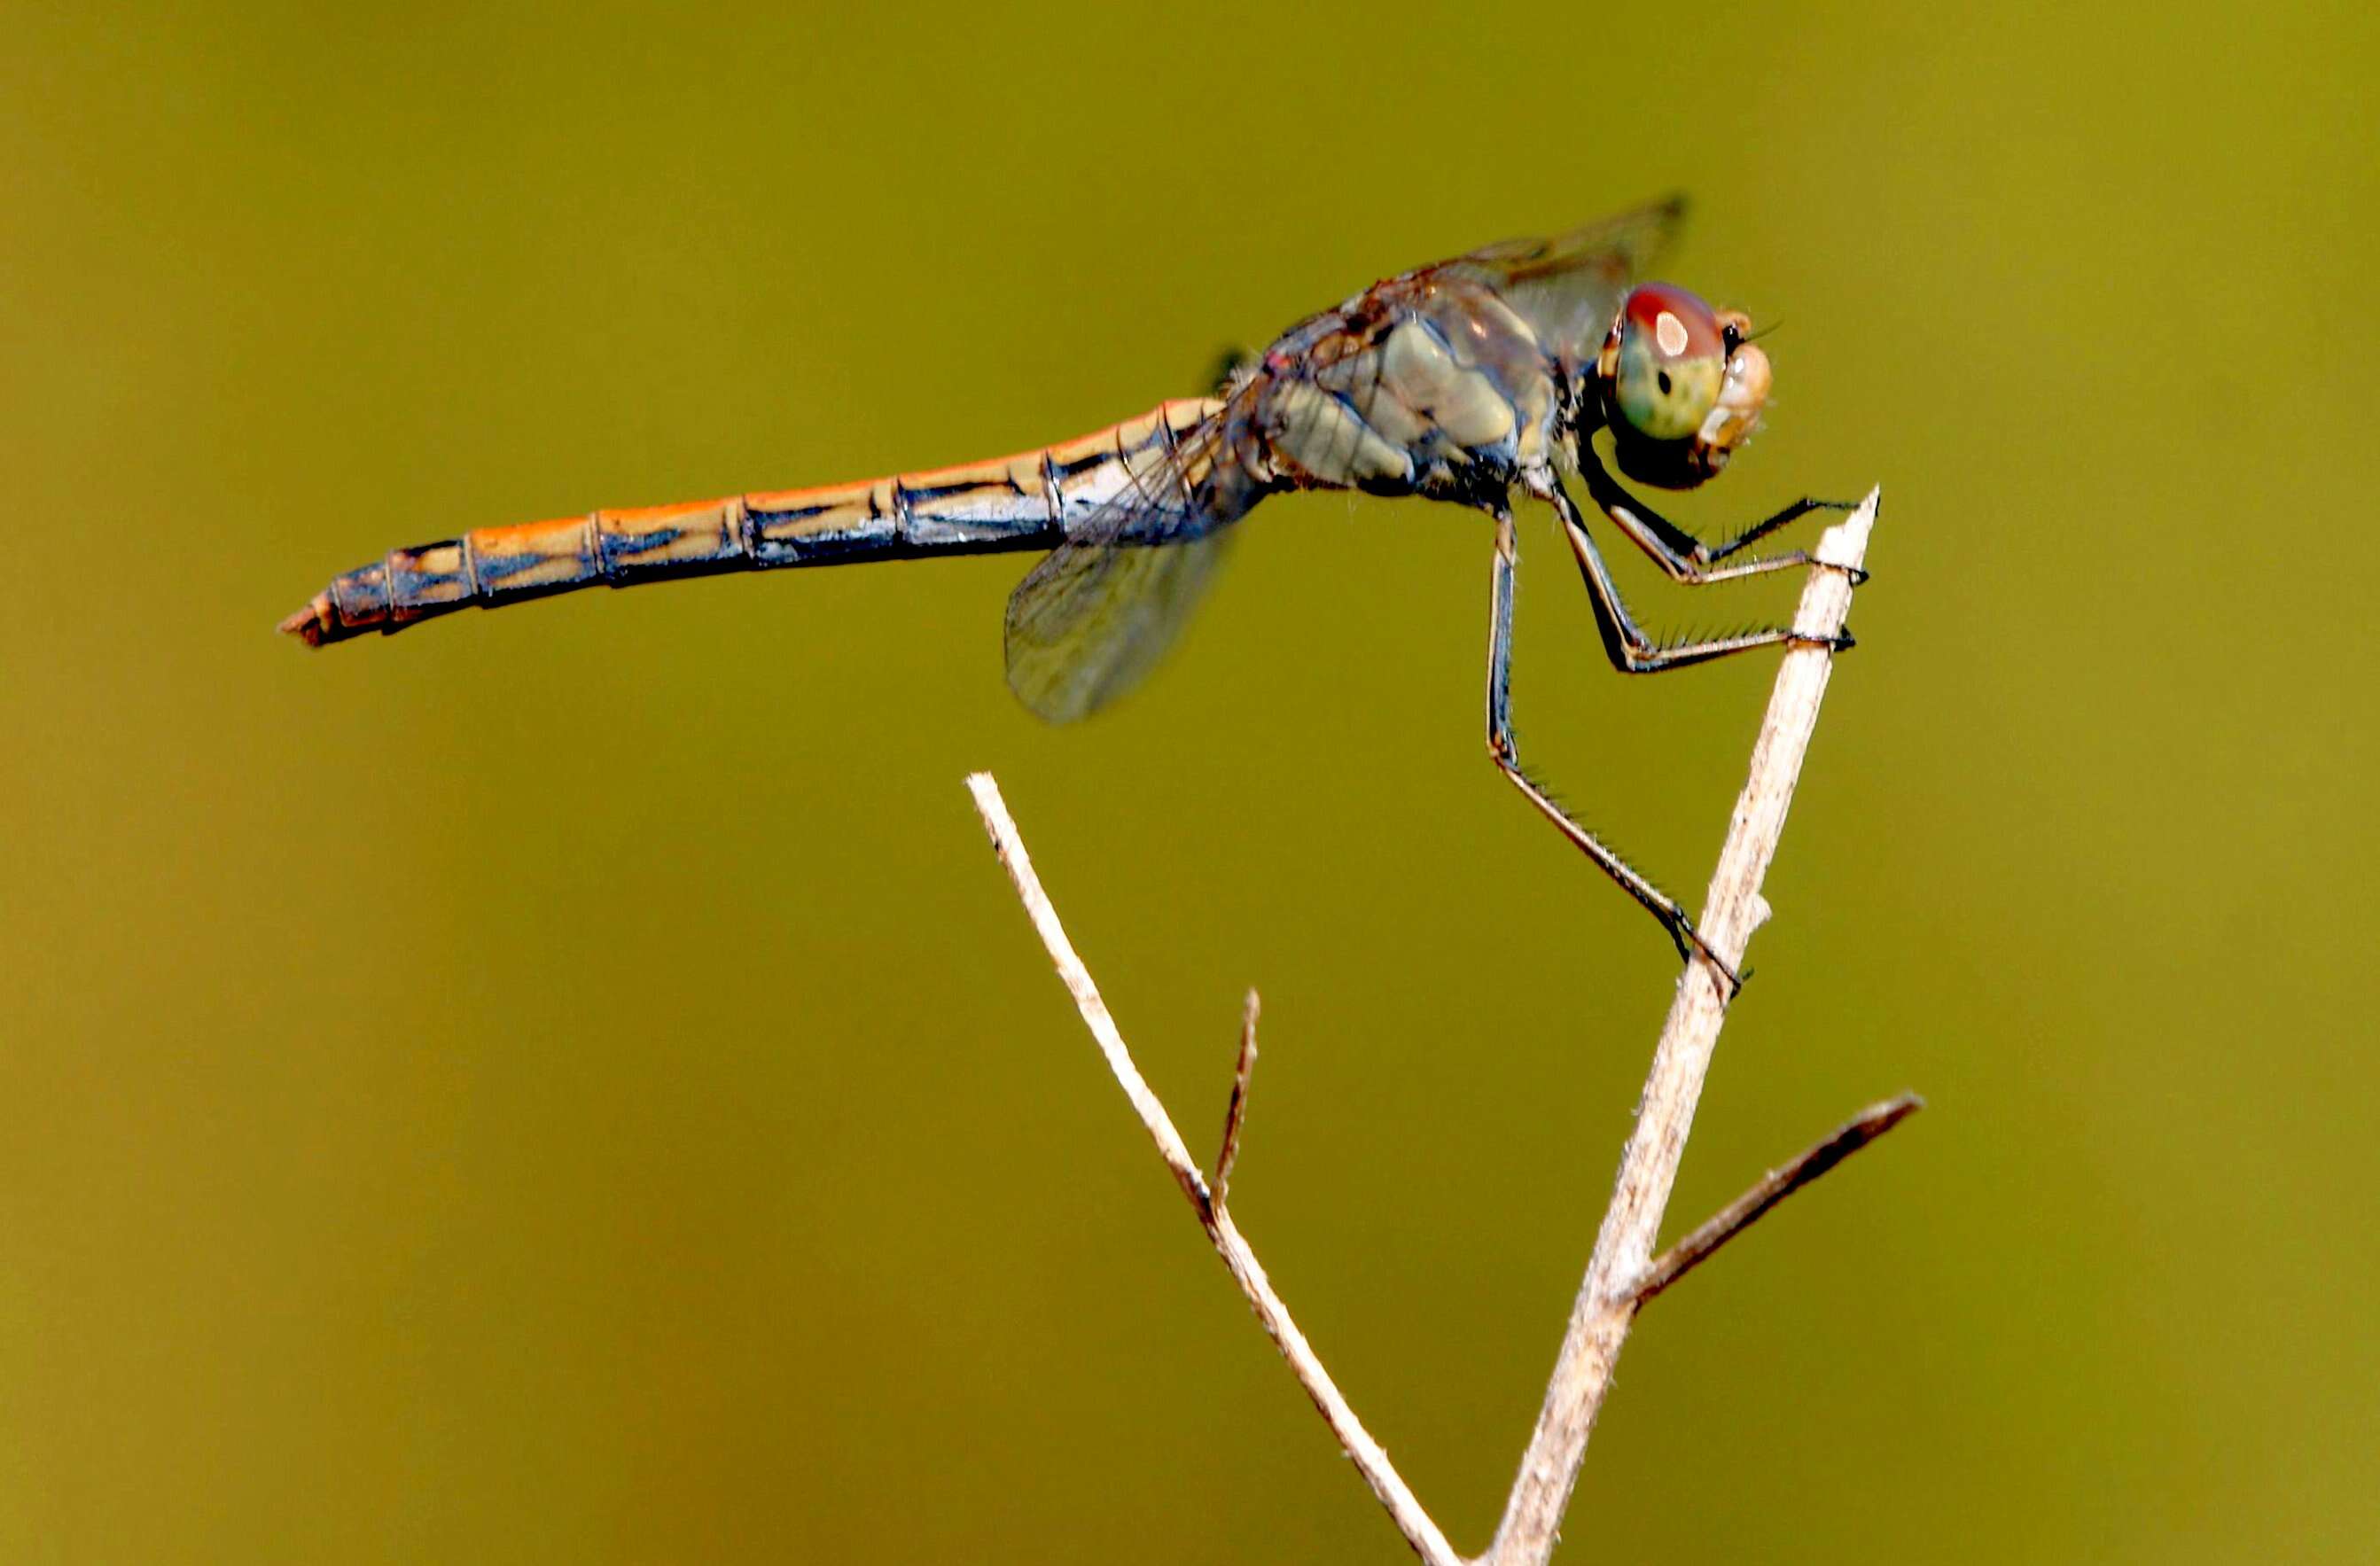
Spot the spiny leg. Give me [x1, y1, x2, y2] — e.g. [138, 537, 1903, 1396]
[1483, 509, 1742, 992]
[1576, 440, 1863, 586]
[1530, 474, 1853, 675]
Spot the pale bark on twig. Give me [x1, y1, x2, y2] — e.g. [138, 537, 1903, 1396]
[1485, 489, 1879, 1565]
[966, 775, 1462, 1566]
[967, 487, 1891, 1565]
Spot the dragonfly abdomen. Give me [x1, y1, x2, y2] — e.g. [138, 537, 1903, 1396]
[279, 398, 1221, 646]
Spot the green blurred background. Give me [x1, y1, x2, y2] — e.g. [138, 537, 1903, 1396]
[4, 0, 2374, 1559]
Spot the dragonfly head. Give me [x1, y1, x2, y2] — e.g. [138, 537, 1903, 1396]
[1593, 283, 1771, 489]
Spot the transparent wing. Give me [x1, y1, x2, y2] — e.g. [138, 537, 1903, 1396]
[1003, 405, 1244, 724]
[1438, 193, 1689, 366]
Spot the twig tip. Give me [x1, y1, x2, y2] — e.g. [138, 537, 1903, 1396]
[1869, 1092, 1924, 1128]
[1814, 487, 1881, 570]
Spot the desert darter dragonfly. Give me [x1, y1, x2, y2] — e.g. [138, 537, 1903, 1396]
[282, 195, 1859, 985]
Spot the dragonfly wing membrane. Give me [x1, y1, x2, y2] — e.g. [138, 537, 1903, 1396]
[1444, 193, 1689, 366]
[1004, 528, 1230, 723]
[1003, 409, 1244, 724]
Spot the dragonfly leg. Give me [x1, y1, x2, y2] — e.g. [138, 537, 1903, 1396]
[1529, 475, 1853, 675]
[1576, 442, 1865, 586]
[1484, 509, 1742, 993]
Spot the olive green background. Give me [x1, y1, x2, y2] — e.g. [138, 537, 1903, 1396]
[4, 0, 2374, 1560]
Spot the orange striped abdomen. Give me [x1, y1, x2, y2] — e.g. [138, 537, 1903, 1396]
[279, 398, 1221, 646]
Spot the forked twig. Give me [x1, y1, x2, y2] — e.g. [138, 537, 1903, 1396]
[1486, 489, 1879, 1565]
[967, 487, 1888, 1566]
[965, 775, 1461, 1566]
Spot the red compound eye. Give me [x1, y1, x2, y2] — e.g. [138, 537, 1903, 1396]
[1602, 282, 1729, 446]
[1619, 283, 1725, 365]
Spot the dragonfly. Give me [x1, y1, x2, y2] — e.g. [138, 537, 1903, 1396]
[281, 195, 1857, 984]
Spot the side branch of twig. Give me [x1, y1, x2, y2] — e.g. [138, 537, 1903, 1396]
[1214, 990, 1260, 1206]
[1487, 489, 1880, 1566]
[1634, 1093, 1922, 1305]
[965, 775, 1461, 1566]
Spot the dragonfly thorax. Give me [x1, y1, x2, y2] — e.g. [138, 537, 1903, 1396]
[1252, 280, 1562, 502]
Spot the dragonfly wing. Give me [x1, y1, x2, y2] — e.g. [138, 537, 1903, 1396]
[1003, 410, 1242, 724]
[1004, 526, 1230, 724]
[1441, 193, 1689, 366]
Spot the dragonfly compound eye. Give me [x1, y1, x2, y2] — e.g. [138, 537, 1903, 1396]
[1600, 283, 1727, 443]
[1596, 284, 1774, 488]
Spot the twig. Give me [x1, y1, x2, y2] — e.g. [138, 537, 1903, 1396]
[1214, 989, 1261, 1207]
[965, 487, 1880, 1566]
[1487, 487, 1879, 1566]
[965, 775, 1462, 1566]
[1634, 1093, 1922, 1305]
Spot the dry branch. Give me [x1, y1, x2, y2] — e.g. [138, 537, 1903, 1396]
[1486, 488, 1880, 1565]
[965, 775, 1462, 1566]
[966, 487, 1889, 1566]
[1214, 989, 1261, 1207]
[1635, 1092, 1922, 1305]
